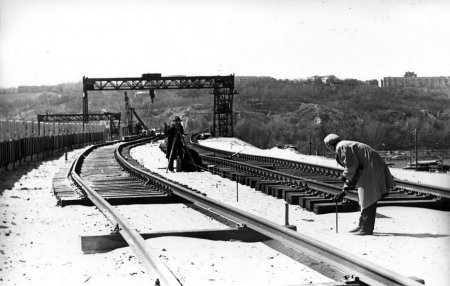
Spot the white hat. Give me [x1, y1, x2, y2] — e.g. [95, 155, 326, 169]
[324, 134, 341, 147]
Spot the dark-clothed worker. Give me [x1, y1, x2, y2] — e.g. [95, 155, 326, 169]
[164, 116, 185, 172]
[324, 134, 395, 235]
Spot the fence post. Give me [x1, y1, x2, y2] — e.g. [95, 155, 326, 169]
[7, 120, 13, 140]
[33, 121, 38, 161]
[0, 120, 6, 142]
[0, 119, 109, 169]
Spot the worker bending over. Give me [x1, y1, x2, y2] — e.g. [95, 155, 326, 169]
[324, 134, 395, 236]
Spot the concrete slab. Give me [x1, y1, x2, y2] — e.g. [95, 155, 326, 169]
[313, 202, 359, 214]
[299, 196, 323, 208]
[81, 227, 269, 254]
[264, 184, 285, 195]
[271, 186, 298, 198]
[286, 193, 314, 205]
[305, 198, 334, 211]
[246, 177, 261, 188]
[255, 180, 282, 192]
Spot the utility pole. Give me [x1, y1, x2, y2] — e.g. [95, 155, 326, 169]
[309, 133, 312, 155]
[414, 128, 418, 171]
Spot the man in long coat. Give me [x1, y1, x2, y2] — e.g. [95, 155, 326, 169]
[164, 116, 185, 172]
[324, 134, 396, 235]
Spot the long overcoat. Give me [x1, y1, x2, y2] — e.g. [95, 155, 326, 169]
[164, 122, 184, 159]
[335, 140, 395, 210]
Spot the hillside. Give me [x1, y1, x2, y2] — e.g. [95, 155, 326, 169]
[1, 77, 449, 153]
[233, 77, 450, 153]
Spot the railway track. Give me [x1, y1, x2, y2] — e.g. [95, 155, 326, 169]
[188, 134, 450, 214]
[63, 135, 430, 286]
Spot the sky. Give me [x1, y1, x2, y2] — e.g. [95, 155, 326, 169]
[0, 0, 449, 88]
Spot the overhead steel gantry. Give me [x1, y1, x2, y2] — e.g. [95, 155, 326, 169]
[37, 113, 121, 137]
[82, 73, 237, 137]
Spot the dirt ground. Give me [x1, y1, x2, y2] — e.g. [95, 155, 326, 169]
[132, 141, 450, 286]
[0, 143, 449, 286]
[0, 151, 151, 286]
[0, 149, 334, 286]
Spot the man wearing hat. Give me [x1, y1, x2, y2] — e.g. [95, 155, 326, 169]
[164, 116, 185, 172]
[324, 134, 395, 235]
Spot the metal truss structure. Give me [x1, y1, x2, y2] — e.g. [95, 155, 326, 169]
[37, 113, 121, 135]
[82, 73, 237, 137]
[124, 92, 148, 135]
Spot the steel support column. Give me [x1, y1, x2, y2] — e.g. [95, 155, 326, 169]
[212, 87, 234, 137]
[83, 76, 89, 124]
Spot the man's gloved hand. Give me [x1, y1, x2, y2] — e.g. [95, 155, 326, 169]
[346, 178, 357, 188]
[334, 191, 346, 202]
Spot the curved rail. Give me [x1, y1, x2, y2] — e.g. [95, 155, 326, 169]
[68, 137, 181, 286]
[116, 138, 424, 286]
[191, 136, 450, 200]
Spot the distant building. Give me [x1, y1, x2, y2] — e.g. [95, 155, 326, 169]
[366, 79, 379, 86]
[307, 75, 344, 85]
[404, 71, 417, 78]
[381, 72, 450, 88]
[307, 75, 330, 84]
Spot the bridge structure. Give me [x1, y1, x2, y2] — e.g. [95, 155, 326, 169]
[82, 73, 237, 137]
[37, 113, 121, 138]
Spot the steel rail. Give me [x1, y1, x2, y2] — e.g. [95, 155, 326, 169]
[201, 154, 359, 201]
[117, 140, 423, 286]
[394, 180, 450, 199]
[192, 140, 450, 199]
[68, 138, 181, 286]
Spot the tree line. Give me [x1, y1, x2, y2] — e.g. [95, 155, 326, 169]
[1, 77, 449, 154]
[233, 76, 450, 153]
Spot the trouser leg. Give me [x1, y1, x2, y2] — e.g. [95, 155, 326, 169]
[360, 202, 377, 232]
[176, 144, 183, 159]
[349, 214, 363, 232]
[168, 144, 183, 171]
[168, 148, 177, 171]
[167, 139, 176, 171]
[168, 157, 174, 171]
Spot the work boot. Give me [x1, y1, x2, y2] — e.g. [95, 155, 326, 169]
[348, 226, 361, 233]
[353, 229, 373, 236]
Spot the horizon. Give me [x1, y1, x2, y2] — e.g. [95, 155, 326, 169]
[3, 72, 450, 89]
[1, 0, 450, 88]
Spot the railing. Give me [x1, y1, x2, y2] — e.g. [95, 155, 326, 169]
[0, 119, 107, 171]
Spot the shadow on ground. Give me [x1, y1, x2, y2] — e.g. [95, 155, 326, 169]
[0, 154, 63, 195]
[374, 232, 449, 238]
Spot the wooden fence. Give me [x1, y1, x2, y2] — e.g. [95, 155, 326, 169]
[0, 120, 106, 171]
